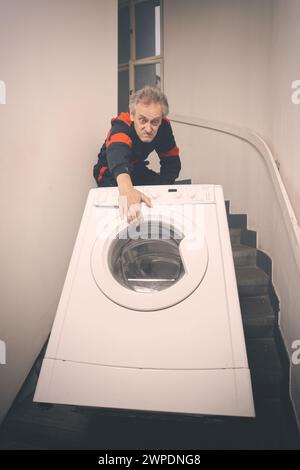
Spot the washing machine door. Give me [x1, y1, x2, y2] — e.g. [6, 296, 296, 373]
[91, 207, 208, 311]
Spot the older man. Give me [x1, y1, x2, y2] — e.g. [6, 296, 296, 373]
[93, 86, 181, 223]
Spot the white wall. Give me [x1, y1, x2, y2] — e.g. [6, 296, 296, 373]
[271, 0, 300, 224]
[164, 0, 273, 141]
[151, 0, 274, 176]
[163, 0, 300, 226]
[271, 0, 300, 425]
[0, 0, 117, 423]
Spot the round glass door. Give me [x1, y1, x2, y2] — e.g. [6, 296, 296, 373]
[108, 221, 184, 293]
[91, 212, 208, 311]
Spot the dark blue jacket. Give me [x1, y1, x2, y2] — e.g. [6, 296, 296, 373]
[93, 112, 181, 184]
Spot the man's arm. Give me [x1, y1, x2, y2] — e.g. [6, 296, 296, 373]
[117, 173, 152, 224]
[107, 140, 152, 222]
[104, 117, 151, 223]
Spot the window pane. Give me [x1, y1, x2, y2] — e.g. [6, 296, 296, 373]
[135, 0, 160, 60]
[135, 62, 160, 91]
[118, 3, 130, 64]
[118, 69, 130, 113]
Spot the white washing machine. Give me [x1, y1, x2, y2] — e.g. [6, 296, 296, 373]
[34, 185, 255, 417]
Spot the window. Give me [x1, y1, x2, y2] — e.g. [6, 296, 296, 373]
[118, 0, 163, 113]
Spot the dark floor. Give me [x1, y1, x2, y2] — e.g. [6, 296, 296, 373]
[0, 388, 299, 450]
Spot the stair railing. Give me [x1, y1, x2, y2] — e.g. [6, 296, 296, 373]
[169, 113, 300, 273]
[169, 113, 300, 429]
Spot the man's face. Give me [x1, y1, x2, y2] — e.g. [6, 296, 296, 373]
[130, 101, 163, 142]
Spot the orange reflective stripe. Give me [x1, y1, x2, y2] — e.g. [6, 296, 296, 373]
[106, 132, 132, 148]
[97, 166, 108, 182]
[112, 112, 132, 126]
[159, 145, 179, 157]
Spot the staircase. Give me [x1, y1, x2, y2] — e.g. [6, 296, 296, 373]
[0, 202, 299, 449]
[227, 201, 299, 449]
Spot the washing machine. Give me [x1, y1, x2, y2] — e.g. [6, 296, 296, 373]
[34, 184, 255, 417]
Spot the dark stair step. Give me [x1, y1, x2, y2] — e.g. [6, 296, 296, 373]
[232, 244, 257, 267]
[240, 295, 276, 338]
[227, 213, 247, 229]
[253, 397, 300, 449]
[0, 397, 96, 450]
[246, 337, 283, 398]
[241, 229, 257, 248]
[229, 228, 241, 245]
[236, 266, 269, 297]
[230, 228, 257, 249]
[0, 395, 262, 450]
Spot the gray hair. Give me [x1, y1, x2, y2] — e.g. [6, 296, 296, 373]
[129, 86, 169, 116]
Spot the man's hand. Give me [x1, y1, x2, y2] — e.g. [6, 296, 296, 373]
[119, 187, 152, 223]
[117, 173, 152, 224]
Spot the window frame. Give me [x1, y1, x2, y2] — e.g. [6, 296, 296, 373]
[118, 0, 164, 98]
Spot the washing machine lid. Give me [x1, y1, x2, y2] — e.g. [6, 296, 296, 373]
[91, 207, 208, 311]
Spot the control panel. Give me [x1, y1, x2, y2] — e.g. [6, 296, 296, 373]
[94, 185, 216, 207]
